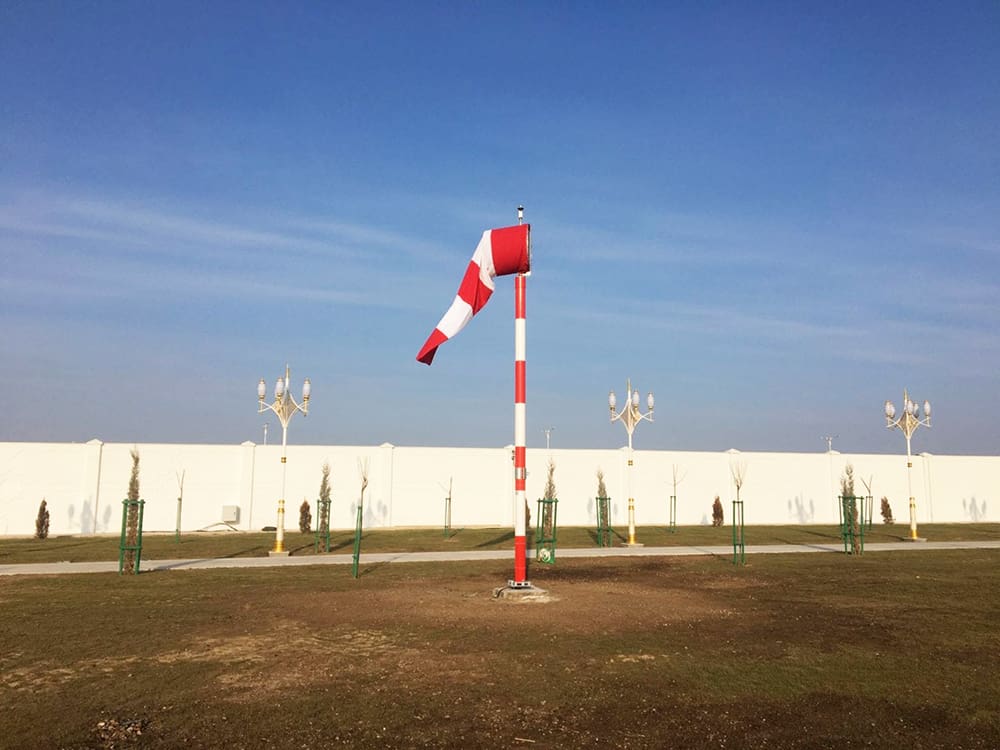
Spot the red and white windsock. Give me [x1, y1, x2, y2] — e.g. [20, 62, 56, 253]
[416, 224, 531, 365]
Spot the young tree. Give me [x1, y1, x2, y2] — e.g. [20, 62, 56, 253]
[298, 500, 312, 534]
[841, 463, 860, 554]
[671, 464, 686, 499]
[317, 462, 332, 546]
[596, 468, 608, 500]
[730, 460, 747, 503]
[540, 459, 557, 543]
[543, 458, 557, 500]
[358, 458, 370, 509]
[712, 496, 724, 527]
[881, 496, 895, 525]
[35, 499, 50, 539]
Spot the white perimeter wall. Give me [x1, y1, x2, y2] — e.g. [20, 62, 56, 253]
[0, 440, 996, 536]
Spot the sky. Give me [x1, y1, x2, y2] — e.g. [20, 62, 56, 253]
[1, 2, 998, 455]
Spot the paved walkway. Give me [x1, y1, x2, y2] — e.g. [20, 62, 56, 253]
[2, 540, 998, 577]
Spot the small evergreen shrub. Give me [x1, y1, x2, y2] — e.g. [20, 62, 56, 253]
[712, 496, 724, 527]
[299, 500, 312, 533]
[35, 499, 50, 539]
[317, 462, 332, 540]
[880, 496, 894, 525]
[543, 459, 557, 500]
[840, 463, 860, 554]
[540, 459, 556, 542]
[596, 469, 608, 499]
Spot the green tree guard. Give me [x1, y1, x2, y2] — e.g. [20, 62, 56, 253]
[119, 448, 145, 575]
[536, 459, 558, 563]
[839, 495, 865, 555]
[535, 497, 558, 563]
[119, 498, 146, 574]
[596, 497, 612, 547]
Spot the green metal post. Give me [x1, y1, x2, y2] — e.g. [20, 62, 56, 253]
[731, 499, 745, 566]
[859, 500, 866, 553]
[839, 495, 848, 553]
[596, 497, 611, 547]
[351, 505, 363, 579]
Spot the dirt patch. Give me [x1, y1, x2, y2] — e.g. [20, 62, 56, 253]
[3, 553, 999, 748]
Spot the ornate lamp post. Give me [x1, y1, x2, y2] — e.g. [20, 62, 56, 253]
[884, 389, 931, 541]
[258, 364, 311, 554]
[608, 378, 654, 546]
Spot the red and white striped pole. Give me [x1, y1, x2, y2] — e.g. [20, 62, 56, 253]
[511, 205, 530, 587]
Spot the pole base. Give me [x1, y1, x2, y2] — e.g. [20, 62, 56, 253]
[903, 537, 927, 543]
[622, 542, 645, 548]
[268, 550, 291, 557]
[494, 584, 552, 602]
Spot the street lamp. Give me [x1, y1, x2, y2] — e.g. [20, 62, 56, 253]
[258, 364, 311, 554]
[884, 388, 931, 541]
[608, 378, 654, 546]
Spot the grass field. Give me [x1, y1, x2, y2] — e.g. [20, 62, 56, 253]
[3, 522, 1000, 565]
[1, 525, 999, 748]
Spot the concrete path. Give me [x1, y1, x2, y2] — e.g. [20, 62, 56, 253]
[2, 540, 998, 577]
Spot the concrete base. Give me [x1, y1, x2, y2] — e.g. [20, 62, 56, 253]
[623, 542, 645, 548]
[268, 550, 291, 557]
[903, 537, 927, 542]
[493, 584, 554, 603]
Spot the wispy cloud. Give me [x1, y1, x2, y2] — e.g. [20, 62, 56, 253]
[0, 190, 455, 270]
[548, 297, 861, 342]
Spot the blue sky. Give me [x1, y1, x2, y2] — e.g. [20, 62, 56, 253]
[2, 3, 998, 454]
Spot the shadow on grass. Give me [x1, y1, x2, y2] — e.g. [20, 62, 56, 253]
[356, 560, 389, 578]
[581, 528, 624, 547]
[476, 531, 514, 548]
[147, 559, 216, 572]
[774, 527, 840, 544]
[327, 538, 355, 553]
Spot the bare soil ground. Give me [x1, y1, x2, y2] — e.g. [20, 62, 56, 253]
[2, 551, 998, 749]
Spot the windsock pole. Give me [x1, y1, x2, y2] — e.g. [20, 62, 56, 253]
[510, 205, 530, 587]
